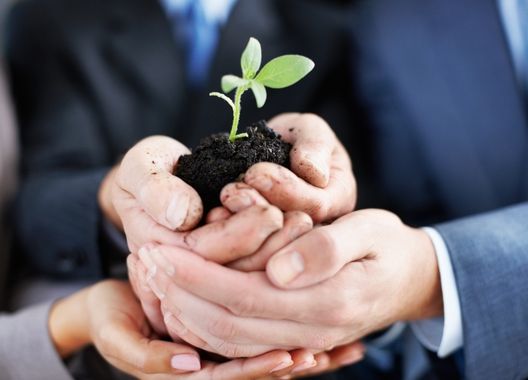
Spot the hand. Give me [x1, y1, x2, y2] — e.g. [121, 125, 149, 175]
[136, 209, 442, 358]
[243, 113, 357, 223]
[127, 182, 313, 334]
[50, 280, 302, 380]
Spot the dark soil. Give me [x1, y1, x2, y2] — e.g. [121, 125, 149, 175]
[175, 120, 291, 211]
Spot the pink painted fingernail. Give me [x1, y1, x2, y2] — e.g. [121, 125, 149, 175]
[269, 360, 294, 373]
[268, 251, 305, 286]
[292, 360, 317, 373]
[171, 354, 201, 371]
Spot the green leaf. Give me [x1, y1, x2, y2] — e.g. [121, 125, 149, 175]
[240, 37, 262, 79]
[255, 55, 314, 89]
[221, 75, 248, 93]
[250, 80, 267, 108]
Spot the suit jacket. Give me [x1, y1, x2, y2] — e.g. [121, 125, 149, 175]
[6, 0, 354, 279]
[0, 59, 17, 309]
[347, 0, 528, 379]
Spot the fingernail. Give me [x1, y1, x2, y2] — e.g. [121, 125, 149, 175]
[138, 247, 156, 270]
[249, 175, 273, 192]
[269, 360, 294, 373]
[146, 265, 157, 282]
[171, 354, 201, 371]
[269, 251, 305, 285]
[228, 194, 254, 211]
[166, 194, 190, 229]
[147, 277, 165, 299]
[151, 248, 175, 276]
[292, 360, 317, 373]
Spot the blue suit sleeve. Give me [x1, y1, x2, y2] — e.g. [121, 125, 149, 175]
[435, 203, 528, 380]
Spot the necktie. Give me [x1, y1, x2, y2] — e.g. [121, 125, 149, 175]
[168, 1, 219, 87]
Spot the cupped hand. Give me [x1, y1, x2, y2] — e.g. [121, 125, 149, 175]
[243, 113, 357, 223]
[135, 209, 442, 359]
[52, 280, 300, 380]
[98, 136, 202, 252]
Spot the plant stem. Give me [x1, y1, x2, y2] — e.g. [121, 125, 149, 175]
[229, 84, 249, 142]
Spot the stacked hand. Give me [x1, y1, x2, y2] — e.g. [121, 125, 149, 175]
[98, 112, 442, 378]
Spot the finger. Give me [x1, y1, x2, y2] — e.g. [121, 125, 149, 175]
[137, 245, 340, 325]
[268, 113, 336, 187]
[115, 192, 189, 251]
[325, 342, 365, 368]
[144, 247, 341, 351]
[229, 211, 313, 272]
[157, 282, 284, 357]
[220, 182, 270, 213]
[197, 351, 294, 380]
[270, 349, 316, 378]
[183, 204, 284, 263]
[244, 157, 355, 223]
[161, 308, 213, 352]
[205, 207, 232, 224]
[117, 136, 203, 231]
[98, 314, 201, 375]
[129, 254, 167, 335]
[301, 351, 332, 376]
[266, 213, 373, 289]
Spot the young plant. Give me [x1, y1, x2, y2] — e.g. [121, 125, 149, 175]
[210, 37, 315, 142]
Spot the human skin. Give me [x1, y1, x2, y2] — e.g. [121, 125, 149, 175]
[136, 209, 442, 361]
[97, 113, 357, 253]
[49, 280, 300, 379]
[97, 112, 361, 376]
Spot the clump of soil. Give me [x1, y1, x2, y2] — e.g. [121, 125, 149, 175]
[175, 120, 291, 211]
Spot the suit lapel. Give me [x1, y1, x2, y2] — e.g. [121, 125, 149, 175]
[394, 0, 528, 214]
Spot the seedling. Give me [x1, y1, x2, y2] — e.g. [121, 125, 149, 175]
[210, 37, 314, 142]
[176, 38, 315, 211]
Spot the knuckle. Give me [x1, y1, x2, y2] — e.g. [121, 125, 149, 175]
[228, 290, 257, 317]
[309, 198, 330, 222]
[208, 316, 238, 340]
[312, 228, 337, 257]
[323, 298, 351, 326]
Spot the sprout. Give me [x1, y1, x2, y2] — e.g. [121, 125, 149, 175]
[210, 37, 315, 142]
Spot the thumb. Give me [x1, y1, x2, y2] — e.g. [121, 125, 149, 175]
[117, 136, 203, 231]
[266, 214, 371, 289]
[268, 113, 334, 188]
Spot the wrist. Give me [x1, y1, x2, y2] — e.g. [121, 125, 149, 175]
[407, 228, 443, 320]
[48, 288, 92, 358]
[98, 166, 122, 230]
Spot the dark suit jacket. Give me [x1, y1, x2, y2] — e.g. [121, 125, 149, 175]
[6, 0, 355, 279]
[346, 0, 528, 379]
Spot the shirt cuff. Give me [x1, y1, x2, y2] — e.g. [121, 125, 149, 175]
[410, 227, 463, 357]
[0, 302, 73, 380]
